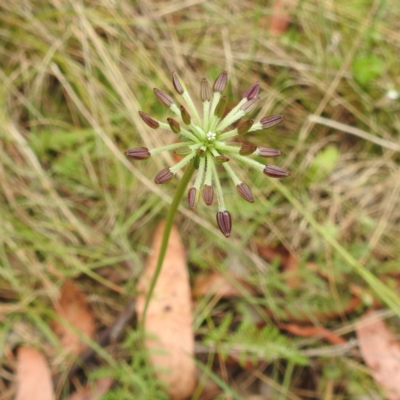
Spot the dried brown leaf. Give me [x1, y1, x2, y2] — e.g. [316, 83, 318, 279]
[279, 323, 345, 345]
[51, 280, 96, 355]
[136, 221, 196, 400]
[356, 312, 400, 400]
[15, 346, 54, 400]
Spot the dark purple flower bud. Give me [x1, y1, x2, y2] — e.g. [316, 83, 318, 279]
[257, 147, 282, 157]
[241, 97, 259, 114]
[202, 185, 214, 206]
[239, 143, 257, 155]
[213, 71, 228, 93]
[138, 111, 159, 129]
[180, 105, 191, 125]
[154, 168, 174, 184]
[263, 164, 291, 178]
[260, 115, 283, 129]
[172, 71, 184, 94]
[153, 88, 174, 107]
[188, 187, 198, 210]
[214, 96, 227, 118]
[201, 78, 211, 102]
[236, 183, 254, 203]
[242, 81, 259, 100]
[167, 118, 181, 134]
[237, 119, 254, 135]
[214, 155, 229, 163]
[216, 210, 232, 238]
[125, 147, 151, 160]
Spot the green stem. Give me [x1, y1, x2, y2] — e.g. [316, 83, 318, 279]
[140, 160, 196, 339]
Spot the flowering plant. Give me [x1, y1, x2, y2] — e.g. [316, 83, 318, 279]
[126, 71, 290, 237]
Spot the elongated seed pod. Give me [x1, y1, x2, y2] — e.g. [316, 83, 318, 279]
[154, 168, 174, 184]
[213, 71, 228, 93]
[125, 147, 151, 160]
[241, 97, 259, 114]
[257, 147, 282, 157]
[239, 143, 257, 155]
[236, 183, 254, 203]
[216, 210, 232, 238]
[201, 78, 211, 101]
[172, 71, 184, 94]
[139, 111, 159, 129]
[202, 185, 214, 206]
[263, 164, 290, 178]
[167, 118, 181, 134]
[260, 115, 283, 129]
[154, 88, 174, 107]
[180, 106, 191, 125]
[188, 187, 197, 210]
[237, 119, 254, 135]
[214, 96, 227, 118]
[242, 82, 259, 100]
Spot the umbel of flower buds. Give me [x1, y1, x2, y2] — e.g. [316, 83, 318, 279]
[125, 71, 290, 237]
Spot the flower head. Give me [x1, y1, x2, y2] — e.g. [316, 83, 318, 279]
[125, 71, 290, 237]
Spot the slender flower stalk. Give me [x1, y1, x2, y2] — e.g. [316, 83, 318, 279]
[128, 71, 291, 359]
[139, 160, 196, 353]
[126, 70, 290, 237]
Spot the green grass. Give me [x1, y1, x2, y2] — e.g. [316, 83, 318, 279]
[1, 0, 400, 398]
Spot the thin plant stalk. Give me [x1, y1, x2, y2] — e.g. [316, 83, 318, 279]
[140, 160, 196, 339]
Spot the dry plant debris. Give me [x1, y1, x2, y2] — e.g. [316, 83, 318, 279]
[136, 221, 196, 399]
